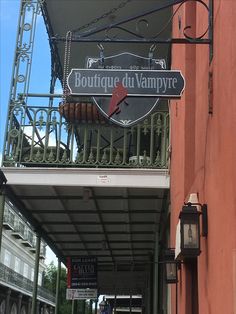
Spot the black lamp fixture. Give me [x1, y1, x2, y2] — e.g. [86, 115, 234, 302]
[0, 170, 7, 188]
[99, 296, 106, 314]
[163, 248, 179, 284]
[178, 202, 208, 259]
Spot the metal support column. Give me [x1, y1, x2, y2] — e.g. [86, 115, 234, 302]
[3, 0, 42, 166]
[6, 288, 11, 314]
[153, 231, 159, 314]
[89, 300, 93, 314]
[0, 189, 6, 254]
[147, 254, 153, 314]
[71, 300, 75, 314]
[129, 294, 132, 314]
[27, 298, 32, 314]
[31, 234, 41, 314]
[55, 258, 61, 314]
[17, 293, 23, 314]
[94, 300, 98, 314]
[114, 294, 117, 314]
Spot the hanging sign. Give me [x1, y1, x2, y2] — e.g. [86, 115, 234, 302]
[67, 68, 184, 98]
[67, 52, 185, 127]
[67, 256, 97, 289]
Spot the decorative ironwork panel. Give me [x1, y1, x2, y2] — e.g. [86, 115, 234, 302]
[3, 105, 169, 169]
[52, 0, 212, 45]
[3, 0, 43, 165]
[0, 262, 55, 303]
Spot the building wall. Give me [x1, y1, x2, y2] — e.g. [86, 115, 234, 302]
[1, 202, 46, 285]
[0, 201, 54, 313]
[170, 1, 236, 314]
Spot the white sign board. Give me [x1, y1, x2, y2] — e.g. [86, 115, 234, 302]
[97, 175, 111, 184]
[66, 289, 98, 300]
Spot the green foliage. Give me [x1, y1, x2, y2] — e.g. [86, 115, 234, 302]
[43, 263, 96, 314]
[43, 261, 72, 314]
[43, 261, 57, 293]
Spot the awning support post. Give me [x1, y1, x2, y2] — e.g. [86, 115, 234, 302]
[153, 231, 159, 314]
[0, 190, 5, 255]
[31, 234, 41, 314]
[55, 258, 61, 314]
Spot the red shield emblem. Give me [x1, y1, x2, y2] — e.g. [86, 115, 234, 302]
[87, 52, 166, 127]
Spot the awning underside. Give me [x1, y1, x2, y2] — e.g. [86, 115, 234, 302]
[9, 184, 168, 270]
[42, 0, 172, 78]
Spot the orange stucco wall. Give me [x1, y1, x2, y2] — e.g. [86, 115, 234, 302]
[170, 1, 236, 313]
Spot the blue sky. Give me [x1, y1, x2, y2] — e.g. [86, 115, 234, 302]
[0, 0, 58, 264]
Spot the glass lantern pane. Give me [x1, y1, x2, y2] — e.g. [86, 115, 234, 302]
[183, 223, 199, 248]
[166, 263, 177, 281]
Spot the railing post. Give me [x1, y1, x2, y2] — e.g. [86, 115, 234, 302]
[55, 258, 61, 314]
[0, 189, 6, 255]
[31, 234, 41, 314]
[160, 114, 168, 167]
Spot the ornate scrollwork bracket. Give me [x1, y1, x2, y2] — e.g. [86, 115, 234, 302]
[52, 0, 213, 47]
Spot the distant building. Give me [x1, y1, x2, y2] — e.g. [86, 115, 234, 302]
[0, 199, 55, 314]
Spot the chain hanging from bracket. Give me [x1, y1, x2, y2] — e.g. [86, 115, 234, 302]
[62, 30, 72, 104]
[62, 0, 133, 104]
[72, 0, 133, 34]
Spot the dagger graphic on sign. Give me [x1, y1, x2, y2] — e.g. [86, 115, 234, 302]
[108, 83, 128, 118]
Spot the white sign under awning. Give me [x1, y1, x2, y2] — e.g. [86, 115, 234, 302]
[66, 288, 98, 300]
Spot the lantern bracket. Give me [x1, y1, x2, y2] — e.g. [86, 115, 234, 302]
[184, 202, 208, 237]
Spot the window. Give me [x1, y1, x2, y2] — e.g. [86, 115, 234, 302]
[38, 272, 42, 285]
[23, 263, 29, 278]
[14, 256, 21, 273]
[31, 269, 34, 282]
[4, 249, 11, 267]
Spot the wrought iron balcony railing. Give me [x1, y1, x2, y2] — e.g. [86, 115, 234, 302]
[22, 228, 35, 247]
[0, 262, 55, 304]
[3, 207, 15, 230]
[12, 220, 25, 239]
[3, 104, 169, 169]
[40, 243, 46, 259]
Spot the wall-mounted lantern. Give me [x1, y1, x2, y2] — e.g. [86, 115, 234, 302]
[163, 249, 179, 284]
[0, 170, 7, 188]
[99, 297, 106, 314]
[176, 202, 208, 260]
